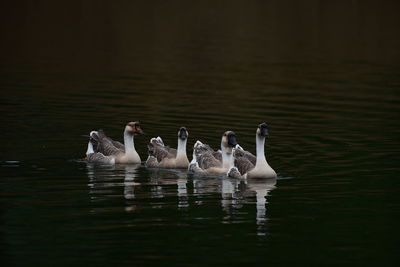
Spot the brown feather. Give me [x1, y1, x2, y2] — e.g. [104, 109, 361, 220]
[233, 147, 256, 165]
[147, 138, 176, 163]
[93, 130, 124, 156]
[198, 151, 221, 169]
[87, 152, 114, 164]
[234, 156, 255, 175]
[193, 143, 221, 169]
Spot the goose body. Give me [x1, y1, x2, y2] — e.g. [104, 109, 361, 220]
[85, 131, 116, 164]
[145, 127, 190, 169]
[189, 131, 237, 175]
[85, 122, 144, 164]
[228, 123, 277, 179]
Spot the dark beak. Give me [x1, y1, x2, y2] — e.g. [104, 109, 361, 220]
[179, 127, 188, 140]
[227, 132, 238, 147]
[135, 128, 145, 135]
[259, 123, 269, 137]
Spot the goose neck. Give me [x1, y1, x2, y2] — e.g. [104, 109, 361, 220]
[177, 138, 187, 156]
[124, 131, 135, 153]
[221, 146, 234, 169]
[86, 141, 94, 156]
[256, 135, 267, 164]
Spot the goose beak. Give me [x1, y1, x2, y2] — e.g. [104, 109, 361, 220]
[135, 128, 145, 135]
[179, 127, 188, 140]
[259, 123, 269, 137]
[227, 132, 238, 147]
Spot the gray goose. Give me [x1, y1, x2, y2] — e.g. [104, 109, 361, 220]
[189, 131, 237, 175]
[145, 127, 190, 169]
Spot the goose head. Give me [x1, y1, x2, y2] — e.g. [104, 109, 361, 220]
[178, 127, 188, 141]
[221, 131, 238, 154]
[125, 121, 145, 135]
[257, 123, 269, 137]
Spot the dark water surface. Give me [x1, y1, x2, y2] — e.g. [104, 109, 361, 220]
[1, 1, 400, 266]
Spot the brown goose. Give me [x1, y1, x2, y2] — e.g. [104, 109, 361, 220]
[86, 121, 144, 164]
[145, 127, 190, 169]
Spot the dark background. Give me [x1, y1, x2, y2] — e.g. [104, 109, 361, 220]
[1, 1, 399, 266]
[1, 1, 399, 69]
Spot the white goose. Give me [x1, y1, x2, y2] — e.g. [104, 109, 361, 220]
[189, 131, 238, 174]
[228, 123, 277, 179]
[85, 121, 144, 164]
[145, 127, 190, 169]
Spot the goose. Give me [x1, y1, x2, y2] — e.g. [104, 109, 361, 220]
[85, 121, 144, 164]
[228, 123, 277, 179]
[189, 131, 238, 174]
[145, 127, 190, 169]
[85, 131, 116, 164]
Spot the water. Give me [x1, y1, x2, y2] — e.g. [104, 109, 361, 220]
[1, 1, 400, 266]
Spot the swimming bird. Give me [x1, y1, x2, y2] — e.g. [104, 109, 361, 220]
[189, 131, 238, 174]
[86, 121, 144, 164]
[145, 127, 190, 169]
[228, 123, 277, 179]
[85, 131, 116, 164]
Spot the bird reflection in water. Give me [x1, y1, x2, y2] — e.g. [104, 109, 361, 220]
[192, 175, 222, 206]
[246, 178, 277, 236]
[147, 168, 189, 209]
[219, 177, 276, 236]
[221, 178, 244, 212]
[86, 163, 140, 212]
[87, 162, 276, 235]
[123, 164, 141, 200]
[176, 172, 189, 208]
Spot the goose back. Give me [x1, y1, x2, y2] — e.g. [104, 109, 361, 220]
[92, 130, 124, 156]
[233, 146, 256, 165]
[234, 156, 254, 175]
[147, 137, 177, 162]
[193, 142, 221, 169]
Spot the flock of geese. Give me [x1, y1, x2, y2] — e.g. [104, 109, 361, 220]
[85, 121, 277, 179]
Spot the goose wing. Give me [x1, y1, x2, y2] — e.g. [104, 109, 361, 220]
[87, 152, 115, 164]
[92, 130, 124, 156]
[234, 156, 254, 175]
[233, 145, 256, 165]
[197, 151, 221, 169]
[212, 150, 222, 162]
[193, 141, 221, 169]
[193, 142, 215, 158]
[148, 137, 176, 162]
[110, 140, 125, 152]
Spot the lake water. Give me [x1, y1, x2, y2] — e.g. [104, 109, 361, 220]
[1, 1, 399, 266]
